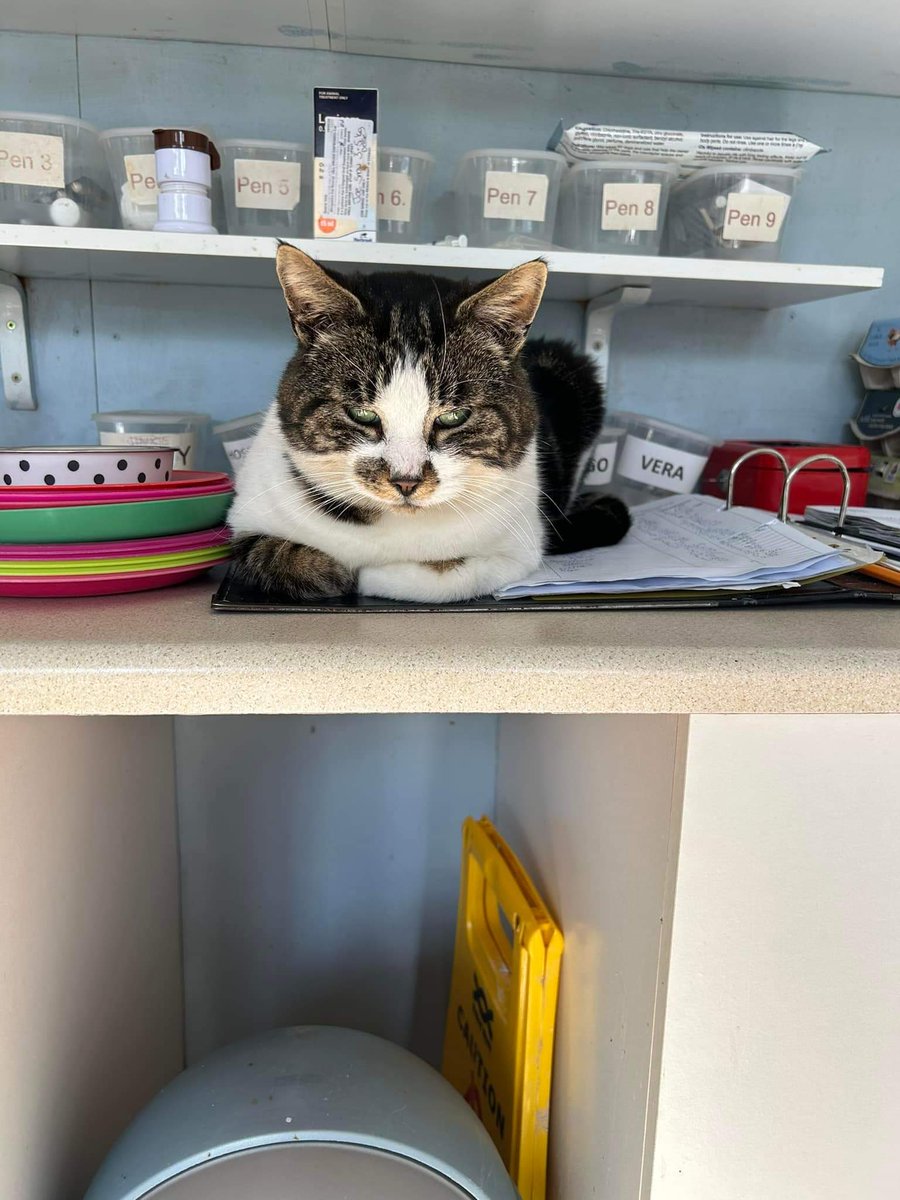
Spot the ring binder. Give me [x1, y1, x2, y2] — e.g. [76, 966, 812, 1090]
[725, 447, 852, 528]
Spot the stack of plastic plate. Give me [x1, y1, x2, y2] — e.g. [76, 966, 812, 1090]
[0, 446, 233, 597]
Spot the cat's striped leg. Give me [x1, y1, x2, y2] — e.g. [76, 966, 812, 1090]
[231, 535, 356, 599]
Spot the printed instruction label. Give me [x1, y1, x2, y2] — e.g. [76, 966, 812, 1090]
[582, 438, 619, 487]
[556, 123, 823, 168]
[123, 154, 158, 205]
[234, 159, 300, 210]
[377, 171, 413, 222]
[617, 434, 708, 494]
[722, 190, 790, 242]
[98, 430, 197, 469]
[601, 182, 662, 231]
[0, 131, 65, 188]
[483, 171, 549, 221]
[323, 116, 374, 219]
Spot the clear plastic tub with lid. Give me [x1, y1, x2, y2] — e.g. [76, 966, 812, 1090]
[100, 127, 158, 230]
[377, 147, 435, 243]
[607, 410, 714, 507]
[219, 139, 313, 237]
[560, 160, 678, 255]
[213, 412, 264, 473]
[0, 112, 116, 227]
[664, 163, 801, 261]
[91, 411, 212, 471]
[454, 149, 566, 248]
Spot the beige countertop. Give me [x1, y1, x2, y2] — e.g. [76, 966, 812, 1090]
[1, 580, 898, 715]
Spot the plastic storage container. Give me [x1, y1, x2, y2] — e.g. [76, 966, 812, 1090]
[664, 164, 800, 261]
[220, 139, 312, 237]
[560, 160, 677, 255]
[213, 412, 264, 473]
[91, 411, 211, 471]
[83, 1026, 519, 1200]
[455, 149, 566, 248]
[0, 111, 115, 227]
[100, 127, 158, 230]
[608, 410, 714, 507]
[377, 147, 434, 243]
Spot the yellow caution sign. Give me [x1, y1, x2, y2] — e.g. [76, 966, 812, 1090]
[442, 817, 563, 1200]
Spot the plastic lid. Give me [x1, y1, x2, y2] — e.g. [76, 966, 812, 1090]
[675, 162, 803, 187]
[100, 127, 156, 139]
[91, 411, 211, 424]
[213, 412, 265, 434]
[220, 138, 308, 150]
[0, 110, 98, 131]
[614, 410, 713, 447]
[379, 146, 436, 163]
[459, 148, 566, 163]
[569, 159, 679, 175]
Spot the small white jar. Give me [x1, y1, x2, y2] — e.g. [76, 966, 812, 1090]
[153, 128, 221, 234]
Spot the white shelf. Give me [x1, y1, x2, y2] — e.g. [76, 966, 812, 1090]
[0, 580, 898, 716]
[0, 225, 883, 308]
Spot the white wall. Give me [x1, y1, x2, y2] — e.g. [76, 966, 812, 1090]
[0, 716, 183, 1200]
[173, 714, 498, 1066]
[651, 714, 900, 1200]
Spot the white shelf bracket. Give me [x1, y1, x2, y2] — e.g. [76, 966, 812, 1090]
[0, 271, 36, 411]
[583, 286, 652, 391]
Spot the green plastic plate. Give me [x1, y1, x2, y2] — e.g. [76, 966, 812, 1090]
[0, 492, 232, 545]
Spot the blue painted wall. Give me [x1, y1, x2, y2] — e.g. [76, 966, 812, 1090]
[0, 29, 895, 451]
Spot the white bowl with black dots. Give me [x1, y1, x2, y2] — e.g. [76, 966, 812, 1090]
[0, 446, 175, 488]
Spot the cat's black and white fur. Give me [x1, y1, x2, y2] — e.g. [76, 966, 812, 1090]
[229, 245, 629, 601]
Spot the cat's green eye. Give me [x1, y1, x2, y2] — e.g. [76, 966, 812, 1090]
[347, 405, 380, 426]
[435, 408, 471, 429]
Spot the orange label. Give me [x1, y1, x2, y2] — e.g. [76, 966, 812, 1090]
[317, 215, 337, 233]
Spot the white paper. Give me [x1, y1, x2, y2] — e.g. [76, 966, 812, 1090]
[323, 116, 373, 218]
[722, 190, 790, 242]
[483, 171, 549, 221]
[123, 154, 158, 204]
[581, 438, 618, 487]
[601, 182, 661, 230]
[553, 123, 824, 168]
[234, 159, 300, 210]
[0, 131, 65, 188]
[616, 434, 708, 494]
[497, 494, 877, 598]
[377, 171, 413, 221]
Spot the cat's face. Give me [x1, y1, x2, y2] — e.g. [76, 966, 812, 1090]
[274, 246, 547, 514]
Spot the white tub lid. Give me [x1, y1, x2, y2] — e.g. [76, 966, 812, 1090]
[569, 159, 679, 175]
[0, 110, 99, 131]
[379, 146, 436, 163]
[674, 162, 803, 187]
[459, 148, 566, 163]
[91, 410, 211, 424]
[99, 127, 156, 139]
[219, 138, 308, 150]
[213, 412, 265, 434]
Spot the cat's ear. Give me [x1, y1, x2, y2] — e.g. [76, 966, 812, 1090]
[276, 244, 363, 340]
[455, 259, 548, 353]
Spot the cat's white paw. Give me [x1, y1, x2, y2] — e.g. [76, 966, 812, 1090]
[358, 555, 536, 602]
[358, 563, 445, 602]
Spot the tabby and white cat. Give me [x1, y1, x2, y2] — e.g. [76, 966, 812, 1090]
[229, 244, 629, 602]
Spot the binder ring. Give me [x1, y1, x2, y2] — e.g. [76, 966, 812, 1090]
[725, 447, 789, 510]
[780, 454, 852, 527]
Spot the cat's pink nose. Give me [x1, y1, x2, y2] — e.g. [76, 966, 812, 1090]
[392, 476, 421, 497]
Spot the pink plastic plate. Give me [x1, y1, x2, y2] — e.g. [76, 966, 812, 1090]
[0, 476, 233, 510]
[0, 525, 231, 561]
[0, 561, 223, 598]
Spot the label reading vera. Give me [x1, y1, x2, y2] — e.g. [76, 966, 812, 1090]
[0, 131, 65, 188]
[377, 172, 413, 221]
[601, 182, 662, 231]
[617, 434, 708, 493]
[483, 171, 549, 221]
[582, 438, 619, 487]
[722, 190, 790, 242]
[98, 430, 197, 469]
[234, 159, 301, 210]
[123, 154, 158, 204]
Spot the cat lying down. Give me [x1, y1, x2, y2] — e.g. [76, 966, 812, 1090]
[229, 244, 629, 603]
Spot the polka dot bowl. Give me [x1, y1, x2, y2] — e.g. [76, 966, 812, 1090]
[1, 446, 176, 488]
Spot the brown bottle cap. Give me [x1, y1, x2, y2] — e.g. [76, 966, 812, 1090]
[153, 128, 221, 170]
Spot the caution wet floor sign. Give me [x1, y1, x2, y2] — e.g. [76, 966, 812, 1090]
[442, 817, 563, 1200]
